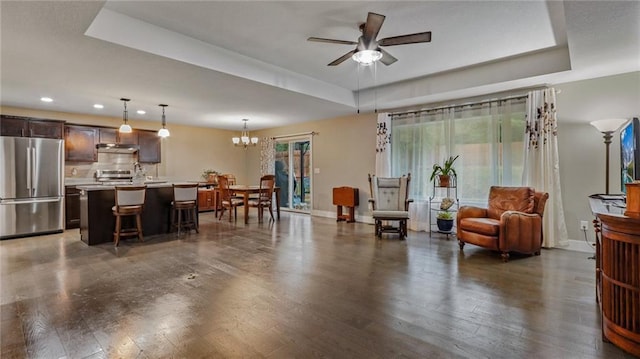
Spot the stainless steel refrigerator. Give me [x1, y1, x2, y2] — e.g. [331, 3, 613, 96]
[0, 136, 64, 239]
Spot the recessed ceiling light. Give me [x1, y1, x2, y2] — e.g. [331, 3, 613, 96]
[93, 104, 104, 109]
[137, 110, 146, 115]
[40, 97, 53, 102]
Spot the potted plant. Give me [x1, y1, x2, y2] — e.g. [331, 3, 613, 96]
[436, 210, 454, 232]
[429, 155, 459, 187]
[201, 169, 219, 184]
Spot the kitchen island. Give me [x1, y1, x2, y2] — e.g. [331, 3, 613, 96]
[77, 183, 181, 245]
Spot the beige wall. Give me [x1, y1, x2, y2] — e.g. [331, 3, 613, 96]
[555, 71, 640, 241]
[249, 113, 377, 217]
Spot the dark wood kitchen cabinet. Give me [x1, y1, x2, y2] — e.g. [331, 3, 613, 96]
[1, 115, 64, 139]
[65, 125, 98, 162]
[99, 128, 117, 144]
[65, 186, 81, 229]
[98, 127, 137, 145]
[138, 130, 161, 163]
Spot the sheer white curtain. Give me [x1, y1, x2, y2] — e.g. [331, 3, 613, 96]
[392, 109, 452, 231]
[523, 88, 569, 248]
[391, 98, 526, 232]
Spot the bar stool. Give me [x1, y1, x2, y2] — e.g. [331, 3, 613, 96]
[113, 186, 146, 246]
[171, 183, 199, 235]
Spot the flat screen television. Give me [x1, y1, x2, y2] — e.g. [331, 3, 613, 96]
[620, 117, 640, 192]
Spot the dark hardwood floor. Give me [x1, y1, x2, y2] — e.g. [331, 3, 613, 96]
[0, 212, 635, 358]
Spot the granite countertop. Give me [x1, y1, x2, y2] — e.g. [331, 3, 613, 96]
[76, 182, 174, 191]
[65, 178, 99, 186]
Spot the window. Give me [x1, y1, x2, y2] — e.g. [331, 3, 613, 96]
[391, 98, 526, 204]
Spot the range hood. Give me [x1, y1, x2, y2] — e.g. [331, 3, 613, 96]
[96, 143, 139, 153]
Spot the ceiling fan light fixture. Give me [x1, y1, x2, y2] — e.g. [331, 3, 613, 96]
[352, 50, 382, 65]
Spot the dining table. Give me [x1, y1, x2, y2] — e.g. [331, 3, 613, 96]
[229, 185, 281, 224]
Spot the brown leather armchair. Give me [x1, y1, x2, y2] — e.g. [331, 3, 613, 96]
[456, 186, 549, 262]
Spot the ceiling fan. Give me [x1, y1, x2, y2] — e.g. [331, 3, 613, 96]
[308, 12, 431, 66]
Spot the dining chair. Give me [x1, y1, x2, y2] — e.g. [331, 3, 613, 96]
[217, 175, 244, 221]
[112, 185, 146, 246]
[171, 183, 199, 235]
[220, 173, 244, 199]
[248, 175, 276, 222]
[220, 173, 237, 185]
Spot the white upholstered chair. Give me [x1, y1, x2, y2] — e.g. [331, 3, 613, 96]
[368, 174, 412, 240]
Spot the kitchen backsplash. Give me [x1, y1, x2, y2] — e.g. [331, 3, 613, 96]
[65, 153, 158, 179]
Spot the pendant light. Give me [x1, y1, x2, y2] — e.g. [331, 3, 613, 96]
[157, 104, 170, 138]
[119, 98, 132, 133]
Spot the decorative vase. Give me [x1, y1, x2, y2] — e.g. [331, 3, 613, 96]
[437, 218, 454, 232]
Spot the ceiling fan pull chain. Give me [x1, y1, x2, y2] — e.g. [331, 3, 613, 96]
[357, 63, 361, 114]
[374, 61, 378, 114]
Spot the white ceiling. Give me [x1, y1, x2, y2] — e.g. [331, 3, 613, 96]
[1, 1, 638, 130]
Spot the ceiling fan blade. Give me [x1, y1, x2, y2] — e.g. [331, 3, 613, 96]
[328, 49, 357, 66]
[378, 32, 432, 46]
[307, 37, 358, 45]
[379, 49, 398, 66]
[362, 12, 385, 45]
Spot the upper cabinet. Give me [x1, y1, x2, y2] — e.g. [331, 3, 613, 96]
[65, 125, 98, 162]
[137, 130, 161, 163]
[0, 115, 64, 139]
[99, 128, 117, 144]
[67, 125, 161, 163]
[98, 128, 137, 145]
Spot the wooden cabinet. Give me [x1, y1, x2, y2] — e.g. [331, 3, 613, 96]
[82, 126, 162, 163]
[198, 188, 218, 212]
[65, 125, 98, 162]
[0, 115, 28, 136]
[65, 186, 81, 229]
[118, 130, 138, 145]
[98, 127, 137, 144]
[99, 128, 117, 144]
[1, 115, 64, 139]
[590, 195, 640, 357]
[138, 130, 161, 163]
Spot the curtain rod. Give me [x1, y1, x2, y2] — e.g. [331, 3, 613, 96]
[270, 131, 317, 140]
[390, 93, 529, 118]
[388, 84, 551, 118]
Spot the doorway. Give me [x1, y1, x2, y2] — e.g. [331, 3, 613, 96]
[274, 137, 312, 213]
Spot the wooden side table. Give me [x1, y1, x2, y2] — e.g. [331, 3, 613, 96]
[333, 187, 359, 223]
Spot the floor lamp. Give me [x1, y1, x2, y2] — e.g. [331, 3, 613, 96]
[590, 118, 629, 194]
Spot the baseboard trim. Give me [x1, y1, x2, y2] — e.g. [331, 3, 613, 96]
[311, 210, 374, 224]
[312, 210, 594, 253]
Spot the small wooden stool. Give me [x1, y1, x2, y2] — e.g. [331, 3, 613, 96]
[332, 187, 359, 223]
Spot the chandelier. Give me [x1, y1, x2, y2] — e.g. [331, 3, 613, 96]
[232, 119, 258, 148]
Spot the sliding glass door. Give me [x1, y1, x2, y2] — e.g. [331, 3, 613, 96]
[274, 137, 312, 212]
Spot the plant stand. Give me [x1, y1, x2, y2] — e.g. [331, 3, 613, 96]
[429, 174, 459, 239]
